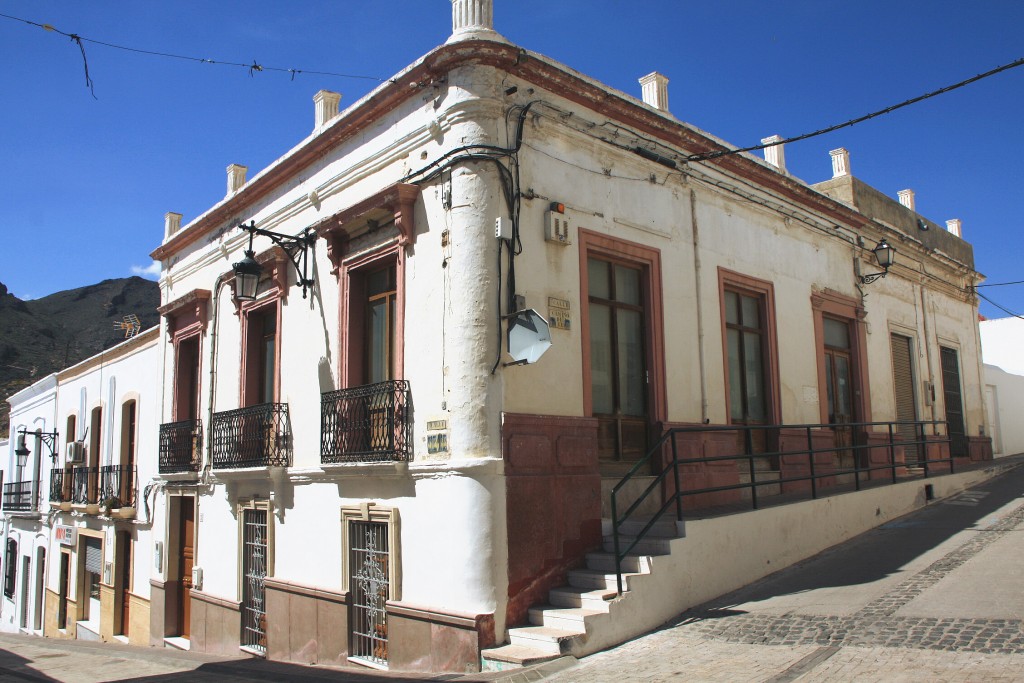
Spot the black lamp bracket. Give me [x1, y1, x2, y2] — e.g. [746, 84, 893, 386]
[239, 221, 318, 298]
[17, 428, 60, 461]
[860, 270, 889, 285]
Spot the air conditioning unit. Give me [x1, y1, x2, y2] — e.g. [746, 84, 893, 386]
[191, 566, 203, 591]
[66, 441, 86, 464]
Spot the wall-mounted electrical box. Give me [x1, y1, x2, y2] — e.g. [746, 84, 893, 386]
[191, 566, 204, 591]
[495, 217, 512, 240]
[545, 202, 572, 245]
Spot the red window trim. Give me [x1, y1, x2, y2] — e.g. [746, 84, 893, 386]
[810, 288, 871, 424]
[577, 229, 666, 424]
[238, 293, 283, 407]
[717, 268, 781, 426]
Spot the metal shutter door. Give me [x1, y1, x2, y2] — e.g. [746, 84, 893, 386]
[84, 537, 102, 575]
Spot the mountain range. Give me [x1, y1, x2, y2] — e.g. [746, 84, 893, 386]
[0, 277, 160, 437]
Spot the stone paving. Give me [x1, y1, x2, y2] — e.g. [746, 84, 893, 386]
[540, 465, 1024, 682]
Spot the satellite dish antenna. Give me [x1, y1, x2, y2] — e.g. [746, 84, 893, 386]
[506, 309, 552, 365]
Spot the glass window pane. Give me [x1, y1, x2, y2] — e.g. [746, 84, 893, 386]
[368, 299, 388, 384]
[825, 359, 835, 419]
[743, 331, 766, 420]
[741, 294, 760, 329]
[724, 291, 739, 325]
[824, 318, 850, 349]
[589, 303, 614, 414]
[727, 329, 743, 418]
[615, 265, 641, 306]
[617, 309, 645, 416]
[588, 259, 610, 300]
[834, 356, 852, 418]
[367, 267, 394, 297]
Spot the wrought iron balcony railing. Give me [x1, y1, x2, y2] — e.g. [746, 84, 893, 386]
[159, 419, 204, 474]
[71, 467, 99, 505]
[211, 403, 292, 469]
[99, 465, 137, 508]
[49, 470, 65, 503]
[321, 380, 412, 463]
[2, 481, 36, 512]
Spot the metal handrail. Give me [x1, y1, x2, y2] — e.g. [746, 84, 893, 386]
[2, 481, 36, 512]
[610, 420, 954, 595]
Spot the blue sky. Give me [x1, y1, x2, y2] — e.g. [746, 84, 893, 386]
[1, 1, 1022, 318]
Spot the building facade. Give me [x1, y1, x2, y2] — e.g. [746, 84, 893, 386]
[2, 374, 57, 635]
[43, 327, 158, 646]
[144, 0, 990, 673]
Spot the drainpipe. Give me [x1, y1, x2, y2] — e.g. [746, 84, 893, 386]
[204, 274, 229, 477]
[690, 188, 709, 423]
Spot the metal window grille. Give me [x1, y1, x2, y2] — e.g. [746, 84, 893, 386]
[349, 520, 390, 667]
[241, 508, 268, 655]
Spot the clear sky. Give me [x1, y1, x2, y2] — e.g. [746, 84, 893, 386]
[1, 1, 1022, 318]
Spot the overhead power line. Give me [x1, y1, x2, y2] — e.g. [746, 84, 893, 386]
[976, 279, 1024, 288]
[0, 11, 392, 97]
[684, 56, 1024, 164]
[976, 291, 1024, 321]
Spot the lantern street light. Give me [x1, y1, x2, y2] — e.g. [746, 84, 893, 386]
[861, 239, 896, 285]
[231, 221, 317, 302]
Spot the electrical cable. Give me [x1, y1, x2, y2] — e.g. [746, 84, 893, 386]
[975, 280, 1024, 288]
[976, 290, 1024, 320]
[683, 56, 1024, 163]
[0, 11, 393, 96]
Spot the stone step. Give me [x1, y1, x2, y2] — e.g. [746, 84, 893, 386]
[528, 605, 605, 631]
[549, 585, 618, 610]
[584, 551, 651, 574]
[480, 643, 564, 670]
[568, 568, 641, 591]
[508, 625, 585, 656]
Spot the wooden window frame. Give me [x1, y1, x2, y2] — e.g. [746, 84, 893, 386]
[811, 289, 871, 425]
[718, 269, 781, 426]
[578, 229, 666, 426]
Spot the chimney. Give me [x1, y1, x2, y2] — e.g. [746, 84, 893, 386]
[639, 72, 670, 112]
[946, 218, 962, 238]
[448, 0, 500, 41]
[227, 164, 247, 195]
[164, 212, 182, 240]
[314, 90, 341, 129]
[830, 148, 850, 178]
[761, 135, 786, 172]
[898, 189, 916, 210]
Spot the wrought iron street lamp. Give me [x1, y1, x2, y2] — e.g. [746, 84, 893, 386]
[861, 239, 896, 285]
[232, 221, 317, 302]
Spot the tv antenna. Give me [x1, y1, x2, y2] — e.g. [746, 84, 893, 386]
[114, 314, 142, 338]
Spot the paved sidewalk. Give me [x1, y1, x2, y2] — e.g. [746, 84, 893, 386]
[539, 461, 1024, 682]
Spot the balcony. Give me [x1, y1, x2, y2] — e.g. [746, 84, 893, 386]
[2, 481, 36, 512]
[321, 380, 412, 464]
[211, 403, 292, 469]
[99, 465, 137, 509]
[159, 419, 203, 474]
[71, 467, 99, 505]
[49, 470, 65, 503]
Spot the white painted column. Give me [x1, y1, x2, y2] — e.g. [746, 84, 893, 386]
[639, 72, 670, 112]
[448, 0, 504, 42]
[830, 148, 850, 178]
[761, 135, 786, 172]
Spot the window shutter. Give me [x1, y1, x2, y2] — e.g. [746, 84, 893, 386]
[85, 538, 102, 575]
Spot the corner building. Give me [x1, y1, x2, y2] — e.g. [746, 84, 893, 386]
[148, 0, 991, 673]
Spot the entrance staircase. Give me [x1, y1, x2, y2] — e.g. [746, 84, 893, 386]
[480, 515, 681, 671]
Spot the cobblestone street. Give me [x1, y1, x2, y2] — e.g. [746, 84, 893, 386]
[541, 463, 1024, 682]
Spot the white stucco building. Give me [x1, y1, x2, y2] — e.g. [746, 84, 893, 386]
[40, 327, 159, 645]
[2, 374, 57, 635]
[142, 0, 990, 673]
[981, 317, 1024, 457]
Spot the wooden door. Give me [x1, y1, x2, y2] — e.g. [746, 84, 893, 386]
[118, 532, 132, 636]
[940, 347, 967, 458]
[890, 334, 920, 465]
[177, 499, 194, 638]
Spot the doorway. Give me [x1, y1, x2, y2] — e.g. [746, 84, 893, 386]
[172, 496, 195, 638]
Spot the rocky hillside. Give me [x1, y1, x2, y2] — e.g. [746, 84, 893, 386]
[0, 278, 160, 436]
